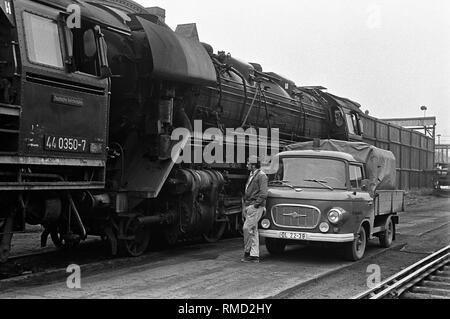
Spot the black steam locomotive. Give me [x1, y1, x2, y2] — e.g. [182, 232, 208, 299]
[0, 0, 369, 261]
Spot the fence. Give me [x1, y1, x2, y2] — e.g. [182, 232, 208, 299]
[360, 115, 434, 190]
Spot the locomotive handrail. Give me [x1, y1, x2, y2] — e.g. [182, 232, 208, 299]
[11, 40, 19, 77]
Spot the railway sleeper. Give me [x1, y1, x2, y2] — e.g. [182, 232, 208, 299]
[410, 286, 450, 297]
[428, 275, 450, 283]
[435, 269, 450, 277]
[420, 280, 450, 290]
[401, 292, 450, 299]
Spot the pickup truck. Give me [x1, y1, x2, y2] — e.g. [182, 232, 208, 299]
[259, 139, 404, 261]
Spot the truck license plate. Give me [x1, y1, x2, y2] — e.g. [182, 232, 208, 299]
[45, 135, 88, 153]
[279, 231, 307, 240]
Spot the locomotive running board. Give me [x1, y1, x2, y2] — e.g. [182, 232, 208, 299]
[0, 156, 105, 167]
[0, 181, 105, 191]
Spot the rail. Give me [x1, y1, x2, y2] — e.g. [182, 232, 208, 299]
[354, 245, 450, 299]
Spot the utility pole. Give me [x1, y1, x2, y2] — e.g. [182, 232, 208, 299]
[420, 106, 428, 135]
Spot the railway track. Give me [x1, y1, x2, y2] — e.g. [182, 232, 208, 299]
[355, 245, 450, 299]
[0, 239, 109, 281]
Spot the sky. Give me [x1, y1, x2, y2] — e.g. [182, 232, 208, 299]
[135, 0, 450, 143]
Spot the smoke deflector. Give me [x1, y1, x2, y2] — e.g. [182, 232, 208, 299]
[135, 16, 217, 86]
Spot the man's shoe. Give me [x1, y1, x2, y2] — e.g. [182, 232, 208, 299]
[240, 256, 251, 262]
[241, 256, 259, 263]
[240, 252, 250, 262]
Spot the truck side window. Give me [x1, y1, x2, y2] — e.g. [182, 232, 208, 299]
[23, 12, 64, 68]
[349, 165, 363, 189]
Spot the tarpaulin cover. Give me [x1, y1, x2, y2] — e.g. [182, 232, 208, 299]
[136, 16, 217, 85]
[285, 140, 397, 195]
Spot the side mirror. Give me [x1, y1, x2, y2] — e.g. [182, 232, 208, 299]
[361, 179, 369, 192]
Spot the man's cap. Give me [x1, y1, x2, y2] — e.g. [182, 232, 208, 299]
[248, 155, 259, 163]
[248, 155, 272, 166]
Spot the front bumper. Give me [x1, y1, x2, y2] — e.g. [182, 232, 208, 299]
[259, 229, 355, 243]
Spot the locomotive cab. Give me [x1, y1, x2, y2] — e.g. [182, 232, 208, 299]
[0, 1, 19, 152]
[0, 0, 128, 262]
[0, 0, 118, 188]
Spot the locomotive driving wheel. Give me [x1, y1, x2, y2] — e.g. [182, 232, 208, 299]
[163, 224, 179, 246]
[202, 207, 228, 243]
[118, 216, 150, 257]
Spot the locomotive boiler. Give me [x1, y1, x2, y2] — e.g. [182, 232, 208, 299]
[0, 0, 369, 261]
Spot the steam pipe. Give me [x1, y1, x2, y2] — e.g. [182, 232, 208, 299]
[228, 66, 248, 121]
[137, 215, 163, 225]
[67, 193, 87, 240]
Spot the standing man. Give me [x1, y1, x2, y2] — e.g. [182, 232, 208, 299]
[242, 155, 268, 263]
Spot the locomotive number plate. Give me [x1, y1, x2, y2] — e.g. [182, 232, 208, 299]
[279, 231, 308, 240]
[45, 135, 88, 153]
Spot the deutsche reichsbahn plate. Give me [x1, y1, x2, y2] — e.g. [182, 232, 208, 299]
[44, 135, 89, 153]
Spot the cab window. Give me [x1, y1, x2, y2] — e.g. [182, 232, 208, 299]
[346, 113, 357, 135]
[349, 164, 364, 189]
[65, 24, 100, 76]
[346, 112, 363, 136]
[23, 12, 63, 68]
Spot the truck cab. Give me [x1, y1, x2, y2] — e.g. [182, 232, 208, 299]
[259, 140, 404, 261]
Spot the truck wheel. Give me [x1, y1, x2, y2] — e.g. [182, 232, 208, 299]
[343, 226, 367, 261]
[265, 238, 286, 255]
[379, 218, 394, 248]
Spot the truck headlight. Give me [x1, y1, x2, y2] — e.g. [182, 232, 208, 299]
[261, 219, 271, 229]
[328, 208, 344, 224]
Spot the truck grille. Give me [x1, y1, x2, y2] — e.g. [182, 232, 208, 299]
[271, 205, 321, 229]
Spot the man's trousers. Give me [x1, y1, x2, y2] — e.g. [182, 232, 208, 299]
[243, 205, 264, 257]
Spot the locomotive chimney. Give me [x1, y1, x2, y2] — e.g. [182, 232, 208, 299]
[146, 6, 166, 23]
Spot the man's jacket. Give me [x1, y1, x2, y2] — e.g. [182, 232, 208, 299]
[244, 170, 268, 208]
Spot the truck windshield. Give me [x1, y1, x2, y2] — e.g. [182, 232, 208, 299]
[274, 157, 347, 190]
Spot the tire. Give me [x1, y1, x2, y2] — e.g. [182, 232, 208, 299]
[265, 238, 287, 255]
[379, 218, 394, 248]
[343, 226, 367, 261]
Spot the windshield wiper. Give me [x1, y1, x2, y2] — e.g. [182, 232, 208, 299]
[304, 179, 334, 190]
[269, 180, 303, 192]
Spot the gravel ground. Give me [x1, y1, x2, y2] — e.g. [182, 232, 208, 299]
[0, 195, 448, 299]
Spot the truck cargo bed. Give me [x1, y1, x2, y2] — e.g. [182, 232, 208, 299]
[375, 190, 404, 215]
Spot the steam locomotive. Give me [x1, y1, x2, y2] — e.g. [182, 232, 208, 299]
[0, 0, 369, 261]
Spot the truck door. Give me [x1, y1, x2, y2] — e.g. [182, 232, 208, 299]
[349, 163, 374, 229]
